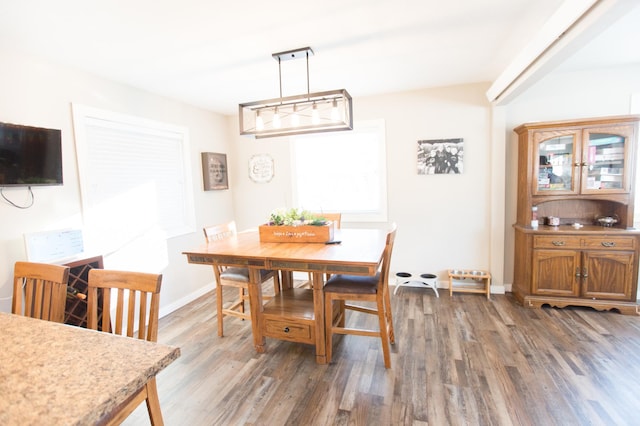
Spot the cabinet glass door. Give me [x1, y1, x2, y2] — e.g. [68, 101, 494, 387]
[536, 134, 577, 194]
[582, 128, 629, 193]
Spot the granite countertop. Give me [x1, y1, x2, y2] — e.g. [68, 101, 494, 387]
[0, 312, 180, 425]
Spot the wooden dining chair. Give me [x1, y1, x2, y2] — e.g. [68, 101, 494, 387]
[86, 269, 165, 425]
[298, 212, 342, 289]
[12, 261, 70, 323]
[324, 223, 397, 368]
[203, 221, 281, 337]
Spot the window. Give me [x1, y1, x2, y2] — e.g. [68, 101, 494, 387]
[291, 119, 387, 222]
[72, 104, 195, 266]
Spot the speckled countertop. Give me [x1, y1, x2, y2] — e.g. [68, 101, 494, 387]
[0, 312, 180, 425]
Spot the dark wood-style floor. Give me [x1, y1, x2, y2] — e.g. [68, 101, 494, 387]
[123, 283, 640, 426]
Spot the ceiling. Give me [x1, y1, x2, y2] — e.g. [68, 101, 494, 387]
[0, 0, 638, 115]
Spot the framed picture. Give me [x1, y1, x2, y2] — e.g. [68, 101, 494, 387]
[248, 154, 274, 183]
[417, 138, 464, 175]
[202, 152, 229, 190]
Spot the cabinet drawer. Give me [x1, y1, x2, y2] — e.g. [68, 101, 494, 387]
[533, 236, 582, 249]
[263, 318, 313, 343]
[582, 236, 636, 250]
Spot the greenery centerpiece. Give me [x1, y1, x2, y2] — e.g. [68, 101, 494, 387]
[260, 208, 335, 243]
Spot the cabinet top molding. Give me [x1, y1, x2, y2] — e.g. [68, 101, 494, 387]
[514, 115, 640, 133]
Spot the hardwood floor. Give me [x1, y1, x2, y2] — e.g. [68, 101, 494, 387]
[123, 283, 640, 425]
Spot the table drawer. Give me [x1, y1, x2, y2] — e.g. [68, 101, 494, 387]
[263, 318, 313, 344]
[582, 236, 636, 250]
[533, 235, 582, 249]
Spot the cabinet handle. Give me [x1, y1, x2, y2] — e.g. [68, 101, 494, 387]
[575, 268, 581, 278]
[583, 268, 588, 278]
[552, 241, 566, 246]
[581, 162, 588, 167]
[601, 241, 616, 247]
[283, 327, 290, 333]
[574, 163, 580, 167]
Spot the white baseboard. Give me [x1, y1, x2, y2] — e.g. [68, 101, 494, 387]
[158, 282, 213, 319]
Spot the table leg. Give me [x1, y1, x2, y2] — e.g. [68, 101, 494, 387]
[280, 270, 294, 290]
[311, 271, 327, 364]
[248, 268, 266, 353]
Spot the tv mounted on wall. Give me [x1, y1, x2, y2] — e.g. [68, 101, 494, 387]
[0, 121, 63, 187]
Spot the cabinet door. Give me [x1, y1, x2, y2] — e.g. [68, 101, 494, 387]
[581, 125, 635, 194]
[582, 250, 635, 300]
[532, 249, 581, 296]
[533, 130, 581, 195]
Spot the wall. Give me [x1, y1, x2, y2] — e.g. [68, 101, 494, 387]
[503, 64, 640, 290]
[228, 83, 505, 288]
[0, 49, 511, 315]
[0, 47, 234, 314]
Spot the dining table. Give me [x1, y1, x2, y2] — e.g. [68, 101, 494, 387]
[183, 227, 388, 364]
[0, 312, 180, 425]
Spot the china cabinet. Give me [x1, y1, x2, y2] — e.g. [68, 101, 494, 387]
[513, 115, 640, 315]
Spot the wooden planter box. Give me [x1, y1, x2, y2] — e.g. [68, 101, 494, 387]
[259, 222, 334, 243]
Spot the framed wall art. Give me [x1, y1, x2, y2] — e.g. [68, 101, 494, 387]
[202, 152, 229, 190]
[417, 138, 464, 175]
[248, 153, 274, 183]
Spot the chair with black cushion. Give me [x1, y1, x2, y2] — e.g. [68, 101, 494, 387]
[12, 261, 70, 323]
[87, 268, 165, 425]
[298, 212, 342, 289]
[324, 223, 397, 368]
[203, 221, 280, 337]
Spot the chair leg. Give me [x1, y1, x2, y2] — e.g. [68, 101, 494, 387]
[377, 296, 392, 368]
[216, 283, 224, 337]
[383, 285, 395, 344]
[238, 287, 245, 314]
[144, 378, 164, 426]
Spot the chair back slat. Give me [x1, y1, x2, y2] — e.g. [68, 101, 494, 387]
[12, 261, 70, 323]
[379, 223, 398, 290]
[87, 269, 162, 342]
[312, 212, 342, 228]
[203, 221, 238, 242]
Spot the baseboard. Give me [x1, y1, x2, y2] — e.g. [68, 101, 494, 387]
[158, 282, 213, 319]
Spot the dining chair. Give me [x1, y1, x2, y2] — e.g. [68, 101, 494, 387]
[298, 212, 342, 289]
[203, 221, 281, 337]
[86, 269, 165, 425]
[324, 223, 397, 368]
[12, 261, 70, 323]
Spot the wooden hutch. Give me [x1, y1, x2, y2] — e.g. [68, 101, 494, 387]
[513, 115, 640, 315]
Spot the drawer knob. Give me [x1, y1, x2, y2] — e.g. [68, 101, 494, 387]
[283, 327, 290, 333]
[552, 241, 566, 246]
[601, 241, 616, 247]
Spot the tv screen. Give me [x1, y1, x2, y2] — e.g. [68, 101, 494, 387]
[0, 121, 63, 187]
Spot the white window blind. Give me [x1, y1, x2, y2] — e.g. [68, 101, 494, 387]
[72, 105, 194, 259]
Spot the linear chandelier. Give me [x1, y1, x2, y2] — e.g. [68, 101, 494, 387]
[239, 47, 353, 139]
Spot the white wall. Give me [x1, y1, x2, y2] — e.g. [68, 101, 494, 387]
[0, 47, 235, 314]
[503, 64, 640, 287]
[229, 83, 504, 288]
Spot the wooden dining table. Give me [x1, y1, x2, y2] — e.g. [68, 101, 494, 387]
[0, 312, 180, 425]
[183, 227, 388, 364]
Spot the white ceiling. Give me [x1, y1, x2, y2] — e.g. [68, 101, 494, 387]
[0, 0, 638, 115]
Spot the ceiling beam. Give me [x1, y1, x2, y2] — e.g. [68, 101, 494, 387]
[487, 0, 638, 105]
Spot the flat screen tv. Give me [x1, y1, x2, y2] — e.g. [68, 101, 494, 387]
[0, 121, 63, 187]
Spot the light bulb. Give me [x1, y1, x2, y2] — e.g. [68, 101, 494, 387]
[331, 99, 340, 122]
[273, 107, 281, 129]
[291, 104, 300, 127]
[256, 111, 264, 131]
[312, 103, 320, 125]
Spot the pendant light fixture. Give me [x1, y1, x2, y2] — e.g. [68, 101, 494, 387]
[239, 47, 353, 139]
